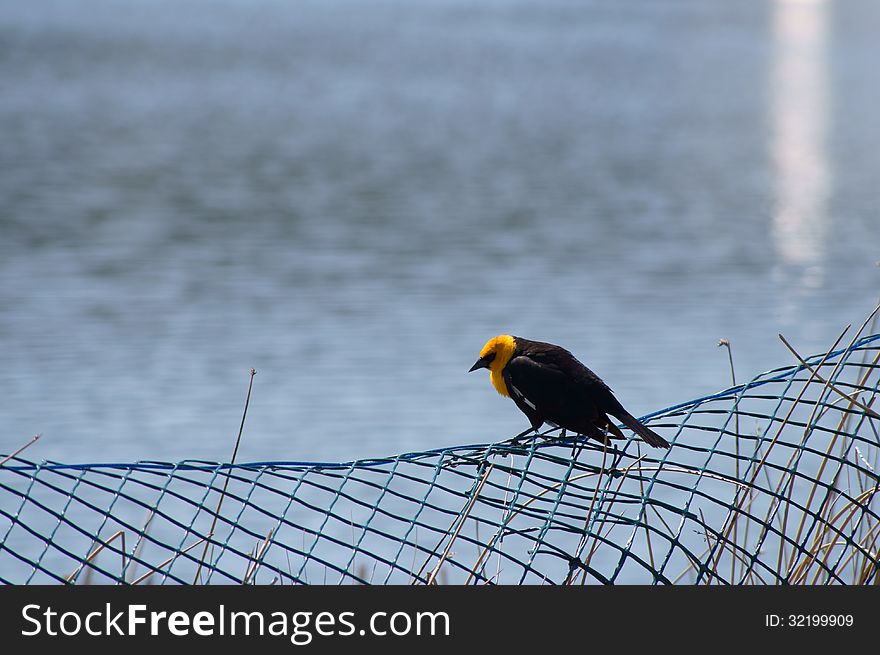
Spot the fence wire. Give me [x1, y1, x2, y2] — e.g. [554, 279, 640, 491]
[2, 331, 879, 585]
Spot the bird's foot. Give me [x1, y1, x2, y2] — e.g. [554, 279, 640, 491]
[506, 426, 540, 446]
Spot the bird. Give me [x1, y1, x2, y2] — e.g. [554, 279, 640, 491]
[469, 335, 670, 449]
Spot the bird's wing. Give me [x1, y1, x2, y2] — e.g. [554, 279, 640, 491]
[512, 348, 621, 410]
[503, 355, 579, 417]
[505, 351, 624, 440]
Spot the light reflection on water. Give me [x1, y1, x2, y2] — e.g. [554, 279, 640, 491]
[0, 0, 878, 465]
[770, 0, 829, 300]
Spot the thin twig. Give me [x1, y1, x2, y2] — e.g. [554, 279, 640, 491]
[132, 536, 212, 586]
[243, 528, 276, 585]
[778, 334, 880, 420]
[718, 338, 741, 582]
[193, 368, 257, 584]
[1, 434, 42, 466]
[125, 509, 156, 583]
[67, 530, 126, 584]
[425, 463, 493, 585]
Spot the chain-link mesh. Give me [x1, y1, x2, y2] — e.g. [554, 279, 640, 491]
[2, 329, 878, 585]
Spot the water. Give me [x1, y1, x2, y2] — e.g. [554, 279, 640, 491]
[1, 0, 878, 465]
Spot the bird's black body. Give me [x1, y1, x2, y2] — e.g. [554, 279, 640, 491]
[471, 336, 670, 449]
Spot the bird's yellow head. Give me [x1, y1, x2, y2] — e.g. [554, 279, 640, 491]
[468, 334, 517, 397]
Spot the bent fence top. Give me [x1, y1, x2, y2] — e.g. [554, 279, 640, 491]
[2, 330, 879, 585]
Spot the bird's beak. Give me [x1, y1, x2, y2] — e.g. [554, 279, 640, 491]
[469, 356, 491, 372]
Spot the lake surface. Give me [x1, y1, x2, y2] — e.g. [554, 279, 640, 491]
[1, 0, 878, 465]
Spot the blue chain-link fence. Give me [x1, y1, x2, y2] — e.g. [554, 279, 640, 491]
[2, 328, 878, 585]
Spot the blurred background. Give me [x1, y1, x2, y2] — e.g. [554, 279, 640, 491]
[1, 0, 878, 464]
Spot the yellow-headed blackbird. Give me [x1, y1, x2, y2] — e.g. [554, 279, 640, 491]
[469, 335, 670, 449]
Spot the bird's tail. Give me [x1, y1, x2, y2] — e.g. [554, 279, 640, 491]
[618, 412, 670, 449]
